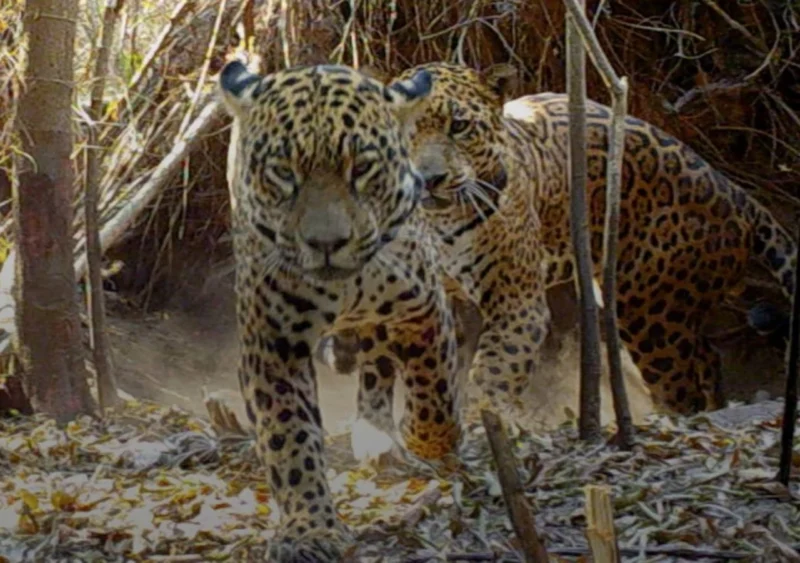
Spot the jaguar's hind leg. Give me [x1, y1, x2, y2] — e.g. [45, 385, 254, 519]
[469, 295, 551, 413]
[619, 305, 723, 414]
[392, 312, 462, 461]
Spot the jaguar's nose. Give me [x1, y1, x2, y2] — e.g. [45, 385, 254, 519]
[304, 235, 351, 254]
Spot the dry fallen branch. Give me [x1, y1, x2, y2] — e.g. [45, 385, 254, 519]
[480, 409, 549, 563]
[562, 0, 634, 450]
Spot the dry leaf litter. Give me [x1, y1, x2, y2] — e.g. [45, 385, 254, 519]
[0, 398, 799, 562]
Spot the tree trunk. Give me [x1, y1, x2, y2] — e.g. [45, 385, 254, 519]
[13, 0, 96, 422]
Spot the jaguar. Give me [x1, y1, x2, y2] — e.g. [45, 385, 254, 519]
[358, 61, 797, 414]
[219, 59, 463, 561]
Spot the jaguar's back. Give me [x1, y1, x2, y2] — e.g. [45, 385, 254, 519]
[505, 92, 796, 411]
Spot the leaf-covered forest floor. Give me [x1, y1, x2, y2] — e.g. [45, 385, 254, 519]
[1, 395, 798, 562]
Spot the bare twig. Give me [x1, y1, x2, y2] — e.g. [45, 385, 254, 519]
[778, 218, 800, 486]
[699, 0, 768, 52]
[566, 0, 603, 443]
[602, 81, 633, 449]
[480, 409, 549, 563]
[128, 0, 194, 93]
[99, 0, 196, 139]
[671, 80, 750, 113]
[85, 0, 125, 413]
[584, 485, 620, 563]
[177, 0, 227, 138]
[240, 0, 255, 51]
[563, 0, 634, 449]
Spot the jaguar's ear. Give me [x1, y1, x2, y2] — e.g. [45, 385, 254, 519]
[481, 63, 518, 102]
[384, 68, 433, 125]
[218, 60, 264, 117]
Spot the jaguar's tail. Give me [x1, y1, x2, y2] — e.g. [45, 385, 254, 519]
[741, 188, 797, 338]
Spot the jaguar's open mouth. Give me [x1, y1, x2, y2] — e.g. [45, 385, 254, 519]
[420, 172, 453, 211]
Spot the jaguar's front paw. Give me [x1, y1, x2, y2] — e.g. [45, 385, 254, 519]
[268, 524, 354, 563]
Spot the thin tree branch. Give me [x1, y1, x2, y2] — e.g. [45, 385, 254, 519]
[85, 0, 124, 413]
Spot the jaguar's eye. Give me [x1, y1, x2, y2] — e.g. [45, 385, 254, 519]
[449, 119, 470, 136]
[351, 160, 373, 179]
[272, 165, 295, 183]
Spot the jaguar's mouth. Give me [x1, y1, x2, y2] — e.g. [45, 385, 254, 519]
[420, 172, 454, 211]
[420, 194, 453, 210]
[305, 265, 359, 281]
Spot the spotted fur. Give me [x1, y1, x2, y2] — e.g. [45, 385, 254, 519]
[219, 60, 463, 561]
[379, 62, 796, 414]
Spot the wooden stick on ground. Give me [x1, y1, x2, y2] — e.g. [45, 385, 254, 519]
[778, 218, 800, 486]
[480, 409, 549, 563]
[584, 485, 620, 563]
[563, 0, 635, 449]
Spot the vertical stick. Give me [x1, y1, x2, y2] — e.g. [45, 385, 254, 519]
[563, 0, 635, 447]
[566, 0, 603, 442]
[777, 220, 800, 486]
[602, 77, 634, 449]
[85, 0, 125, 413]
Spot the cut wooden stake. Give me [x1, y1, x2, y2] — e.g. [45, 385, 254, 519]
[480, 409, 549, 563]
[584, 485, 620, 563]
[203, 388, 250, 439]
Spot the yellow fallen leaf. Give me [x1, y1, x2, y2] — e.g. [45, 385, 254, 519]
[51, 489, 77, 512]
[170, 488, 198, 505]
[19, 489, 38, 511]
[17, 512, 38, 534]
